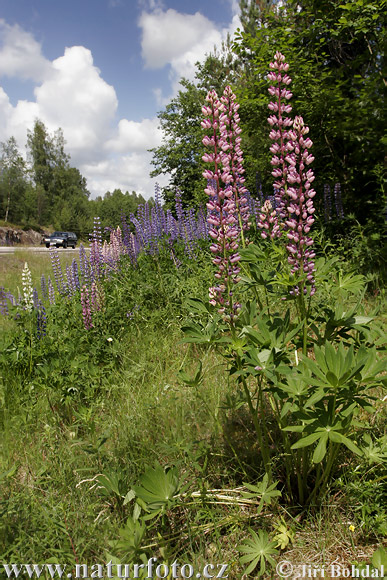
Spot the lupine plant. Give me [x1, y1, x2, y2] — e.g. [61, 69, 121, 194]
[21, 262, 34, 313]
[202, 87, 245, 322]
[182, 51, 386, 514]
[323, 183, 345, 222]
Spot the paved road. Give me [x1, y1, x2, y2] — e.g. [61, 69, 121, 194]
[0, 246, 88, 255]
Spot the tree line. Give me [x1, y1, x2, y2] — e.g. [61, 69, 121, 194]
[150, 0, 385, 230]
[0, 120, 147, 236]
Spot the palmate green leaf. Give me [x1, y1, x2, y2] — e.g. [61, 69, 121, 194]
[304, 388, 326, 408]
[362, 434, 387, 465]
[333, 271, 367, 295]
[304, 342, 368, 389]
[275, 373, 310, 399]
[242, 475, 281, 512]
[242, 324, 271, 348]
[238, 529, 279, 577]
[115, 516, 146, 557]
[283, 425, 306, 433]
[133, 463, 180, 516]
[185, 297, 211, 314]
[97, 471, 124, 498]
[181, 323, 209, 343]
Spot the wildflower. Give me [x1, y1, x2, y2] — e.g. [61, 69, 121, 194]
[21, 262, 34, 312]
[267, 51, 295, 221]
[90, 281, 104, 312]
[202, 87, 243, 322]
[267, 52, 316, 296]
[349, 525, 355, 532]
[48, 276, 55, 305]
[80, 285, 93, 330]
[0, 287, 9, 316]
[257, 199, 281, 239]
[49, 249, 67, 295]
[284, 115, 316, 296]
[40, 274, 48, 300]
[107, 337, 113, 342]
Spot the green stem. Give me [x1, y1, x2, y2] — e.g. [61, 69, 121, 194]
[237, 355, 272, 479]
[309, 442, 339, 505]
[271, 395, 294, 499]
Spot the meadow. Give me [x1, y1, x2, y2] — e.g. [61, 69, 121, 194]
[0, 52, 386, 580]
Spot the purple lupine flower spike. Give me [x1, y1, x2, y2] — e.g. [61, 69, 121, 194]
[32, 288, 39, 309]
[80, 285, 93, 330]
[48, 276, 55, 305]
[218, 86, 250, 238]
[284, 115, 316, 296]
[267, 51, 294, 222]
[36, 300, 47, 339]
[267, 52, 316, 296]
[334, 182, 344, 219]
[202, 88, 242, 322]
[258, 199, 281, 239]
[0, 287, 9, 316]
[324, 184, 332, 222]
[49, 248, 67, 295]
[40, 274, 48, 300]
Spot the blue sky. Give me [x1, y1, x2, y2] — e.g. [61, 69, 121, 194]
[0, 0, 240, 198]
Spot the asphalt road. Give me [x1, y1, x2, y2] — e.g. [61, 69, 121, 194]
[0, 246, 87, 255]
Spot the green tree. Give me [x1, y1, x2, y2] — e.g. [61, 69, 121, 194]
[232, 0, 386, 224]
[26, 119, 90, 228]
[0, 137, 27, 224]
[89, 189, 147, 230]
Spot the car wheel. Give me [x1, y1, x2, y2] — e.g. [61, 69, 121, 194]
[56, 244, 60, 248]
[63, 241, 68, 249]
[46, 244, 50, 248]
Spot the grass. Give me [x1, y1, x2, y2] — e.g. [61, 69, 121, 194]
[0, 243, 386, 578]
[0, 250, 75, 297]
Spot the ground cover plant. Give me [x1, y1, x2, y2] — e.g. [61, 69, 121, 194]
[0, 51, 386, 579]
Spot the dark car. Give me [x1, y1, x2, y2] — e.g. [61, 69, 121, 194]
[44, 231, 77, 249]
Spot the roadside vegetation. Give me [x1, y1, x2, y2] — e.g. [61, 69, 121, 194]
[0, 0, 386, 577]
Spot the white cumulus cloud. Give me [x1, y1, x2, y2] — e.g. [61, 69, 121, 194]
[34, 46, 118, 163]
[139, 6, 241, 104]
[139, 9, 216, 70]
[107, 117, 163, 153]
[0, 19, 51, 82]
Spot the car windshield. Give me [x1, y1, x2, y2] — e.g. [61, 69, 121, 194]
[52, 232, 66, 236]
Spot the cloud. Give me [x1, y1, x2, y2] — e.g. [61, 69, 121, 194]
[0, 19, 51, 82]
[139, 9, 216, 69]
[107, 117, 163, 153]
[138, 6, 241, 103]
[0, 3, 240, 200]
[82, 151, 169, 199]
[34, 46, 118, 163]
